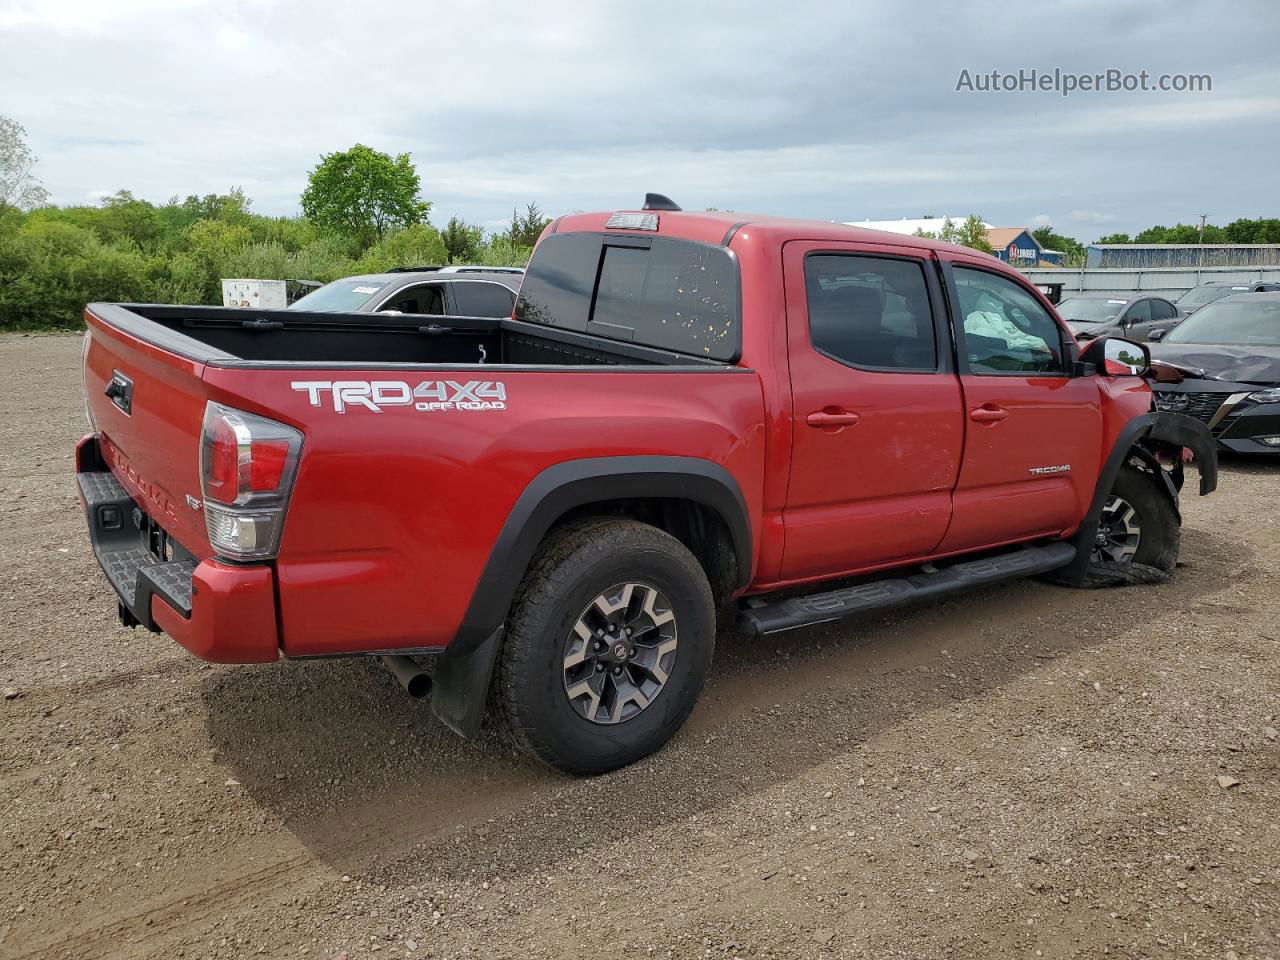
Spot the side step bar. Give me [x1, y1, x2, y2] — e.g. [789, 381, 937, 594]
[740, 542, 1077, 638]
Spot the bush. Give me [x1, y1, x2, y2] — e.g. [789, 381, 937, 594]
[0, 219, 152, 329]
[0, 186, 542, 331]
[353, 224, 449, 273]
[471, 235, 532, 267]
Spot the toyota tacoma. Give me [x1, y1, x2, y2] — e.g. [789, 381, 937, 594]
[76, 195, 1217, 774]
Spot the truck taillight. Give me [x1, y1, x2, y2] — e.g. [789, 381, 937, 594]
[200, 402, 302, 561]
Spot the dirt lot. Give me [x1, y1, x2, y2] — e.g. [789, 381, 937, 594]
[1, 332, 1277, 960]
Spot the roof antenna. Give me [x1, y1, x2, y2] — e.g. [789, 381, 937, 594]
[643, 193, 681, 211]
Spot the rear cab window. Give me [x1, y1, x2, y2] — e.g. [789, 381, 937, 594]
[516, 232, 740, 360]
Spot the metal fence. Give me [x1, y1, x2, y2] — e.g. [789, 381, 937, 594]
[1019, 264, 1280, 298]
[1085, 245, 1280, 269]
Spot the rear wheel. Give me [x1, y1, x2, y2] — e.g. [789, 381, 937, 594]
[493, 518, 715, 775]
[1076, 464, 1180, 587]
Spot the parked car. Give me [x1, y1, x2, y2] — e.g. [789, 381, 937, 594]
[1149, 293, 1280, 454]
[75, 198, 1217, 774]
[1174, 280, 1280, 316]
[288, 265, 523, 318]
[1056, 293, 1182, 342]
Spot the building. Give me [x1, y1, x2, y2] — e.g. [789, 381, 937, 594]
[1086, 244, 1280, 269]
[845, 218, 1064, 266]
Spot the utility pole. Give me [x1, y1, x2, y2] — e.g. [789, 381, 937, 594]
[1197, 213, 1207, 282]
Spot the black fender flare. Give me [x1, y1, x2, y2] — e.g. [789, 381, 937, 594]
[1055, 411, 1217, 582]
[431, 456, 752, 738]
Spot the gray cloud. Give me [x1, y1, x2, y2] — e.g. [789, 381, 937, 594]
[4, 0, 1278, 241]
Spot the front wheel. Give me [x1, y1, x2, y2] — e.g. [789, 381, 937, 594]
[493, 518, 715, 775]
[1076, 464, 1181, 587]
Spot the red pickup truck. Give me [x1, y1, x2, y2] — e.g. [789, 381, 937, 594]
[77, 196, 1216, 774]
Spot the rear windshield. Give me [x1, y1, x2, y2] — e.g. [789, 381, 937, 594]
[516, 232, 740, 360]
[289, 279, 387, 312]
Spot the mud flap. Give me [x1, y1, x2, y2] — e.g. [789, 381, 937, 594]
[430, 626, 504, 739]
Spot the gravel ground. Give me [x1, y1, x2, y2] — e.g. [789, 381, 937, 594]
[1, 332, 1277, 960]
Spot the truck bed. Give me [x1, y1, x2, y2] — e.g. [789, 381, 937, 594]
[80, 299, 763, 661]
[92, 303, 727, 368]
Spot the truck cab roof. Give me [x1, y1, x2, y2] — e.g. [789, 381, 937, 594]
[551, 208, 980, 260]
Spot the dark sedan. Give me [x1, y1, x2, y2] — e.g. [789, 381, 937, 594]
[1174, 280, 1280, 316]
[1056, 293, 1182, 342]
[1148, 293, 1280, 455]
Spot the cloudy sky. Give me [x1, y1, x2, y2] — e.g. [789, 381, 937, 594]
[3, 0, 1278, 241]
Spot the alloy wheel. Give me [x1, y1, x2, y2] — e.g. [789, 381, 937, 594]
[1093, 495, 1142, 563]
[562, 582, 678, 725]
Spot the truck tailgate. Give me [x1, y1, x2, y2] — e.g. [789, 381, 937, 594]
[83, 307, 213, 558]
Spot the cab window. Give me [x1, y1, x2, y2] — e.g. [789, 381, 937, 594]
[953, 267, 1066, 374]
[803, 254, 937, 371]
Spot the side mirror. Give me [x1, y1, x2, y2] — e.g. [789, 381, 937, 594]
[1078, 336, 1149, 377]
[1147, 328, 1167, 342]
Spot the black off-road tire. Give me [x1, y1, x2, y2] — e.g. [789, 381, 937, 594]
[1070, 464, 1181, 588]
[492, 517, 715, 775]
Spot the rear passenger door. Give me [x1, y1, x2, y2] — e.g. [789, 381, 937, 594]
[1122, 298, 1155, 340]
[780, 241, 965, 580]
[937, 258, 1102, 553]
[1146, 297, 1180, 339]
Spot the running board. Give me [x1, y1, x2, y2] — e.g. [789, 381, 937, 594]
[739, 542, 1077, 638]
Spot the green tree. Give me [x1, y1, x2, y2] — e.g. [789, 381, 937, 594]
[355, 223, 449, 273]
[95, 190, 166, 252]
[1133, 223, 1227, 244]
[472, 235, 533, 267]
[1031, 226, 1086, 267]
[0, 219, 151, 329]
[0, 115, 49, 211]
[301, 145, 428, 249]
[503, 202, 550, 248]
[1095, 232, 1131, 244]
[914, 214, 993, 254]
[441, 216, 483, 263]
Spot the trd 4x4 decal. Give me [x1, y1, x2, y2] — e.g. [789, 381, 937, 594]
[291, 380, 507, 414]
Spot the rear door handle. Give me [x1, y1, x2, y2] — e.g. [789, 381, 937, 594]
[806, 410, 860, 428]
[969, 406, 1009, 423]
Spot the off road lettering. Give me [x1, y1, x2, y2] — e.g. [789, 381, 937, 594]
[291, 380, 507, 413]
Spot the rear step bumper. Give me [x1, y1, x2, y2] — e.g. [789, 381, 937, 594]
[76, 434, 279, 663]
[740, 542, 1077, 637]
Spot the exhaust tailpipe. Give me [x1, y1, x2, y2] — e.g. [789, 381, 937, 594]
[381, 655, 433, 699]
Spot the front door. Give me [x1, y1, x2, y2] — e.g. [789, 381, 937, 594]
[938, 258, 1102, 553]
[780, 241, 965, 581]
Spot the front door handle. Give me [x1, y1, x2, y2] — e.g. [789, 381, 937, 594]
[969, 405, 1009, 423]
[806, 409, 860, 428]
